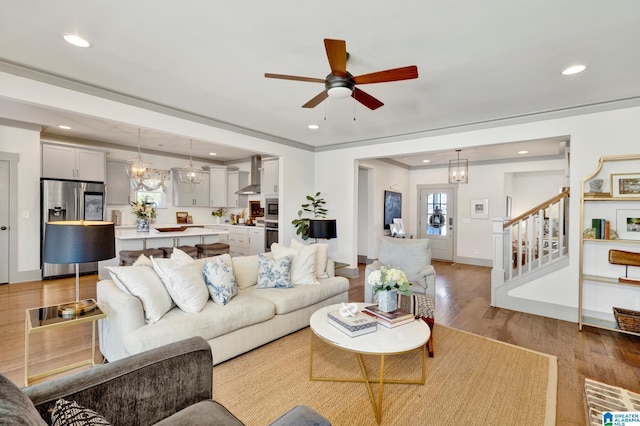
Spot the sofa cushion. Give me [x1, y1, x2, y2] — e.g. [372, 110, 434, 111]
[105, 265, 173, 323]
[152, 249, 209, 314]
[0, 374, 47, 425]
[271, 243, 318, 285]
[291, 240, 329, 279]
[203, 256, 238, 306]
[231, 255, 259, 289]
[122, 293, 276, 356]
[243, 276, 349, 315]
[155, 400, 245, 426]
[257, 254, 293, 289]
[51, 398, 111, 426]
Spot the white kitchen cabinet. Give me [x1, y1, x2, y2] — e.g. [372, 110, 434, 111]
[106, 160, 131, 205]
[262, 157, 279, 196]
[227, 171, 249, 207]
[42, 143, 106, 182]
[171, 168, 210, 207]
[209, 166, 228, 207]
[249, 227, 265, 255]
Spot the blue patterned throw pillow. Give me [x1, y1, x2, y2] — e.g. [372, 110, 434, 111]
[257, 253, 293, 288]
[203, 257, 238, 305]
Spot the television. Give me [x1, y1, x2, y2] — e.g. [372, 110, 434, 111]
[383, 190, 402, 230]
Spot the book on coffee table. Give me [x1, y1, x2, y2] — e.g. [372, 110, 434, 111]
[363, 305, 414, 323]
[327, 311, 377, 337]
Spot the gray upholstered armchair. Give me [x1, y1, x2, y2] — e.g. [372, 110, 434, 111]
[365, 237, 436, 356]
[364, 237, 436, 304]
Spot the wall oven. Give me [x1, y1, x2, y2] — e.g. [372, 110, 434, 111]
[264, 198, 279, 221]
[264, 221, 278, 252]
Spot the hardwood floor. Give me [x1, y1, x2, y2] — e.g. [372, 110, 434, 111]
[2, 262, 639, 425]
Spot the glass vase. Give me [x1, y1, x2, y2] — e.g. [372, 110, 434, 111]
[377, 289, 398, 312]
[136, 218, 149, 232]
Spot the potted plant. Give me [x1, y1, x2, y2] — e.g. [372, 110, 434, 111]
[211, 208, 227, 224]
[291, 192, 327, 240]
[367, 265, 411, 312]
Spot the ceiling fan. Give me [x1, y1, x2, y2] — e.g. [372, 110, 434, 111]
[265, 38, 418, 110]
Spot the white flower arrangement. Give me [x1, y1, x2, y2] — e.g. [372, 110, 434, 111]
[367, 265, 411, 296]
[130, 201, 156, 220]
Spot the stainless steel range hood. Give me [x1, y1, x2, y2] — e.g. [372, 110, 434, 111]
[236, 155, 261, 195]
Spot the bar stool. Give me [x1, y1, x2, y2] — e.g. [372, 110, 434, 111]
[158, 246, 198, 259]
[196, 243, 230, 258]
[119, 249, 164, 266]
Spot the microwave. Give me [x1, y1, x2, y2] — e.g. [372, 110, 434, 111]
[264, 198, 279, 221]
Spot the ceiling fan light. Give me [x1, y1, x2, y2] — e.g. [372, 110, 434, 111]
[327, 87, 352, 98]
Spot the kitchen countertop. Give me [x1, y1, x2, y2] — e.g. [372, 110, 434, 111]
[115, 227, 228, 240]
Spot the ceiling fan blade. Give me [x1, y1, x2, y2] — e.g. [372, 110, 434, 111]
[352, 87, 384, 110]
[353, 65, 419, 85]
[302, 91, 329, 108]
[264, 73, 325, 84]
[324, 39, 347, 77]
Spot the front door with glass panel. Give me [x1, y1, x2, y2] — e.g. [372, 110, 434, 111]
[419, 187, 455, 261]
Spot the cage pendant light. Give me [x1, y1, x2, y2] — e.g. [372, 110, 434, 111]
[448, 149, 468, 184]
[178, 140, 204, 184]
[125, 129, 153, 189]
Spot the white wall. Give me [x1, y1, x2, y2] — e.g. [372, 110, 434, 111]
[509, 170, 566, 218]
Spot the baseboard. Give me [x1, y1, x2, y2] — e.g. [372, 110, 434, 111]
[449, 256, 493, 267]
[9, 269, 41, 284]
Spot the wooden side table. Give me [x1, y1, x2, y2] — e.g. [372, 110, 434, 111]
[25, 300, 106, 386]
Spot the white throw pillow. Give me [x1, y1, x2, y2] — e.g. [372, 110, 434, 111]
[203, 256, 238, 305]
[105, 265, 173, 323]
[232, 255, 259, 289]
[272, 242, 318, 285]
[257, 253, 293, 288]
[151, 249, 209, 314]
[290, 239, 329, 279]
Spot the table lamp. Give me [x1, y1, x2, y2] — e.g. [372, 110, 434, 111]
[43, 221, 115, 317]
[308, 219, 337, 243]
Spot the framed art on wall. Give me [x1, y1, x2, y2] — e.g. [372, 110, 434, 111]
[383, 190, 402, 229]
[470, 199, 489, 219]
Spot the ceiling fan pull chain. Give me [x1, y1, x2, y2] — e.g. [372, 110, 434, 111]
[324, 100, 327, 121]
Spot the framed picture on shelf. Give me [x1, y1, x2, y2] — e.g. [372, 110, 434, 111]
[616, 209, 640, 240]
[470, 199, 489, 219]
[611, 173, 640, 197]
[383, 190, 402, 230]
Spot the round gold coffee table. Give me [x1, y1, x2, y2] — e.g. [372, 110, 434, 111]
[309, 303, 430, 424]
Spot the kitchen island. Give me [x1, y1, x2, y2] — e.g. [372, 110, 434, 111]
[98, 226, 228, 279]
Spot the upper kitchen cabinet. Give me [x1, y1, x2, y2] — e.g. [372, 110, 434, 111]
[106, 160, 131, 205]
[262, 157, 279, 197]
[227, 170, 249, 207]
[171, 168, 210, 207]
[42, 143, 106, 182]
[209, 166, 228, 207]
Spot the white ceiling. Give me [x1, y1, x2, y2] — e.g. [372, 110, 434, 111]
[1, 1, 639, 166]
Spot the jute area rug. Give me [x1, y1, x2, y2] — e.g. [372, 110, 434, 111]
[213, 325, 557, 426]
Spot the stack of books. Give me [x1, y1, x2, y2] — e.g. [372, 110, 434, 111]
[327, 311, 377, 337]
[362, 305, 415, 328]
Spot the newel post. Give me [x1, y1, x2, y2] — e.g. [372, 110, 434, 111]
[491, 217, 509, 306]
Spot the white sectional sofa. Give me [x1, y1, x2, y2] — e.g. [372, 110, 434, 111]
[98, 244, 349, 365]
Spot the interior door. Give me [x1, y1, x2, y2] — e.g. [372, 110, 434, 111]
[419, 187, 455, 261]
[0, 160, 9, 283]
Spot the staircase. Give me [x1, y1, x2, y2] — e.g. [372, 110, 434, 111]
[491, 189, 570, 308]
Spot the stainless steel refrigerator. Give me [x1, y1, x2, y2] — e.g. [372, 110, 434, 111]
[41, 179, 107, 278]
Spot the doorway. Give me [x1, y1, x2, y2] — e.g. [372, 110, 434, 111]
[0, 160, 9, 283]
[418, 186, 456, 261]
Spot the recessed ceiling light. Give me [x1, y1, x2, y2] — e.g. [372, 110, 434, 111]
[518, 150, 529, 154]
[209, 152, 217, 156]
[57, 125, 71, 130]
[308, 124, 319, 130]
[562, 65, 586, 75]
[422, 159, 430, 163]
[63, 34, 91, 48]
